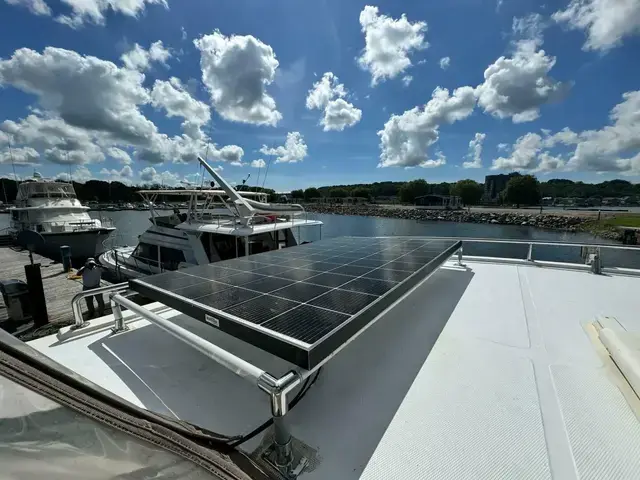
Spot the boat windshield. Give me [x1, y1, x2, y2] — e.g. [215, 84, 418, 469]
[0, 374, 225, 479]
[17, 182, 77, 200]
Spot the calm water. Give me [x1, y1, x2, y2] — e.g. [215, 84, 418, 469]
[86, 210, 640, 268]
[1, 208, 637, 268]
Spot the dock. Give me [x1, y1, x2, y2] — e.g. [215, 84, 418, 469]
[0, 247, 112, 330]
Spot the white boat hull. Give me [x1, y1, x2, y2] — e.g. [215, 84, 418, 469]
[16, 228, 115, 259]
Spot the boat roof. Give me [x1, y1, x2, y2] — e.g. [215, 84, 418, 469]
[137, 189, 266, 197]
[27, 252, 640, 479]
[177, 218, 323, 235]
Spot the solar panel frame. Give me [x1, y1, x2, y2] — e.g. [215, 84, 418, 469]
[130, 237, 461, 370]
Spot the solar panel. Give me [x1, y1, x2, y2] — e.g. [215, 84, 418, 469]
[129, 236, 461, 370]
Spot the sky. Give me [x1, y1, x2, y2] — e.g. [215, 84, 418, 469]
[0, 0, 639, 192]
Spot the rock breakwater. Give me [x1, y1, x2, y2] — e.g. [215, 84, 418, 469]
[304, 204, 624, 241]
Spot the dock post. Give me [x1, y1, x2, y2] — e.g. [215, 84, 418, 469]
[60, 245, 71, 272]
[24, 263, 48, 327]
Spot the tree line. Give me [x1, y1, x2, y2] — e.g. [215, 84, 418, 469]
[2, 175, 639, 207]
[292, 176, 640, 206]
[0, 177, 277, 204]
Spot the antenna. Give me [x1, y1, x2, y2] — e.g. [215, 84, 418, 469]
[239, 173, 251, 191]
[262, 147, 274, 189]
[8, 137, 18, 183]
[201, 121, 214, 191]
[255, 162, 262, 191]
[198, 155, 255, 221]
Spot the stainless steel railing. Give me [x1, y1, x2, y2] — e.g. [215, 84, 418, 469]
[416, 236, 640, 272]
[71, 282, 128, 329]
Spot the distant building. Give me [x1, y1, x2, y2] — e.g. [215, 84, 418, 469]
[483, 173, 521, 202]
[415, 194, 461, 209]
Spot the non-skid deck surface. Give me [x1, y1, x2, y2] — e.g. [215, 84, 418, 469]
[130, 237, 460, 369]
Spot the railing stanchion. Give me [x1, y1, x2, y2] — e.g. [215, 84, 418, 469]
[457, 244, 463, 266]
[527, 243, 534, 262]
[111, 295, 127, 333]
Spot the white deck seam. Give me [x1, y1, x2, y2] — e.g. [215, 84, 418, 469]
[517, 267, 578, 480]
[102, 343, 181, 420]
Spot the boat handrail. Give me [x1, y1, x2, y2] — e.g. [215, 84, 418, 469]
[421, 236, 639, 274]
[416, 236, 639, 251]
[71, 282, 129, 328]
[12, 217, 115, 231]
[109, 292, 301, 469]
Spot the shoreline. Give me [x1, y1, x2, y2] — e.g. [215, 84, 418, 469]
[304, 204, 628, 242]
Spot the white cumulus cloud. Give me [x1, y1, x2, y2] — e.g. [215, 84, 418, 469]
[357, 5, 428, 85]
[56, 166, 93, 183]
[462, 133, 486, 168]
[1, 114, 105, 164]
[139, 166, 181, 185]
[56, 0, 168, 28]
[106, 147, 132, 164]
[5, 0, 51, 16]
[212, 144, 244, 166]
[150, 77, 210, 138]
[492, 132, 543, 170]
[378, 86, 476, 168]
[305, 72, 362, 131]
[0, 47, 156, 145]
[260, 132, 308, 163]
[194, 30, 281, 126]
[553, 0, 640, 52]
[0, 46, 216, 167]
[0, 146, 40, 165]
[121, 41, 171, 71]
[439, 57, 450, 70]
[251, 159, 266, 168]
[100, 165, 133, 182]
[475, 40, 570, 123]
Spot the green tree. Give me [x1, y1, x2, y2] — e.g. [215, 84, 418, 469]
[329, 188, 349, 198]
[352, 187, 371, 199]
[291, 189, 304, 199]
[399, 179, 430, 203]
[451, 179, 483, 206]
[505, 174, 541, 207]
[304, 187, 321, 201]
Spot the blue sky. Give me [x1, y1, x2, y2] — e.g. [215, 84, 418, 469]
[1, 0, 639, 191]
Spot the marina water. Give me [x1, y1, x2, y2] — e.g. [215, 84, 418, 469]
[3, 210, 638, 268]
[92, 210, 640, 269]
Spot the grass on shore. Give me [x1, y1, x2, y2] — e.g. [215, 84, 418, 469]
[599, 214, 640, 228]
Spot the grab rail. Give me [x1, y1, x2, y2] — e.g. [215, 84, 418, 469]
[71, 282, 128, 329]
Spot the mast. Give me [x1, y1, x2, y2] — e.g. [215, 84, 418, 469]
[198, 156, 255, 222]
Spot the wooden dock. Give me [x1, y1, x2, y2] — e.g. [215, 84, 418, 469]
[0, 247, 112, 329]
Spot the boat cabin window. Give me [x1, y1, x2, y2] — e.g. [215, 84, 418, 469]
[159, 246, 186, 270]
[202, 232, 281, 262]
[17, 182, 77, 200]
[132, 242, 158, 264]
[211, 235, 242, 261]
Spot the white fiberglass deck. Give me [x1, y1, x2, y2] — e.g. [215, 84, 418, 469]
[28, 259, 640, 479]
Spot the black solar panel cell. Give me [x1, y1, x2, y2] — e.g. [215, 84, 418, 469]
[363, 268, 414, 282]
[330, 265, 375, 277]
[305, 272, 355, 288]
[262, 306, 349, 344]
[340, 277, 398, 296]
[271, 282, 331, 303]
[277, 268, 321, 281]
[196, 288, 260, 310]
[224, 296, 300, 324]
[308, 289, 375, 315]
